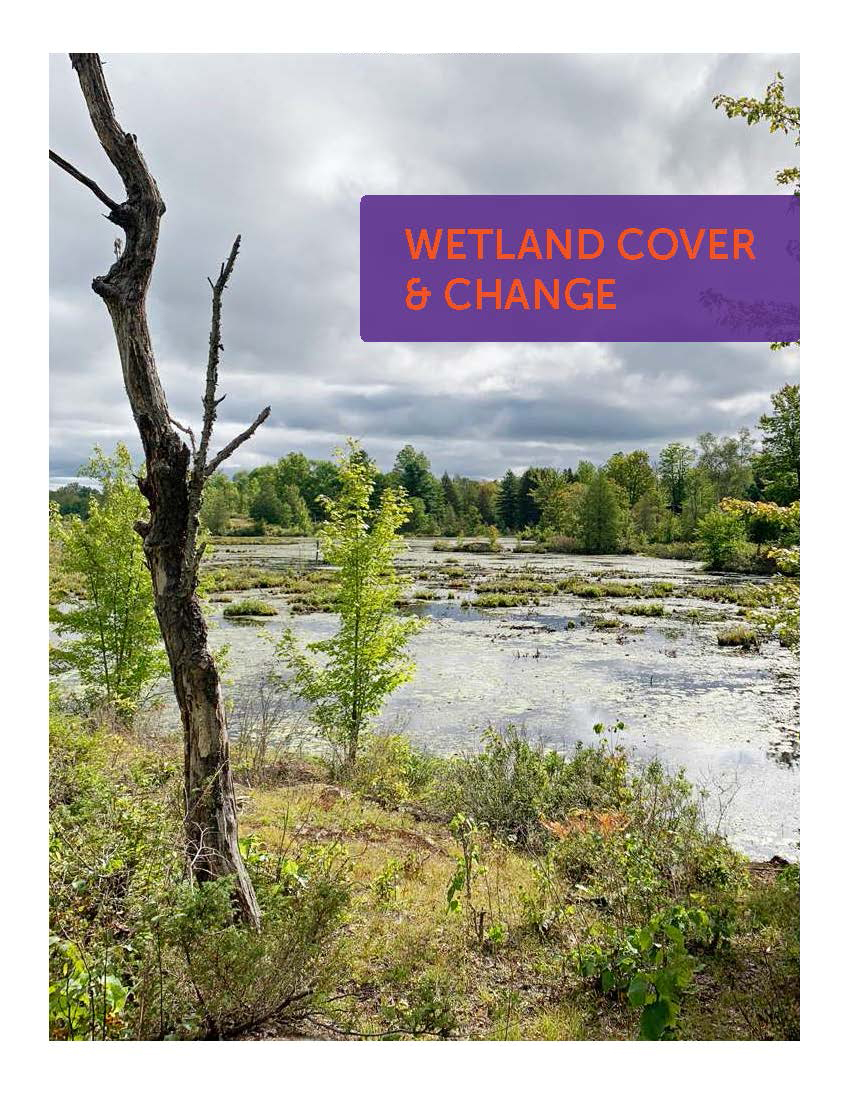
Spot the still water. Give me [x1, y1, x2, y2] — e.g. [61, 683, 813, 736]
[205, 538, 799, 860]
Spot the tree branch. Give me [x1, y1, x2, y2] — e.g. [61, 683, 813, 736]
[49, 149, 121, 213]
[67, 53, 167, 315]
[68, 53, 165, 215]
[169, 415, 197, 458]
[195, 236, 241, 480]
[205, 407, 272, 477]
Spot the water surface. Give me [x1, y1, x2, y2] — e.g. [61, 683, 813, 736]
[206, 537, 799, 860]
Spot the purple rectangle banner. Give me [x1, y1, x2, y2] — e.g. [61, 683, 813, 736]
[360, 195, 799, 343]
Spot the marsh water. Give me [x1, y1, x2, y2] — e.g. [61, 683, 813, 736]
[204, 537, 799, 861]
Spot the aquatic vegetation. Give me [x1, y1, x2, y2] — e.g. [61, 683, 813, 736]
[717, 625, 759, 649]
[203, 564, 340, 613]
[203, 565, 286, 591]
[617, 602, 665, 617]
[223, 598, 278, 617]
[592, 617, 624, 631]
[688, 582, 778, 609]
[467, 593, 537, 608]
[558, 577, 675, 600]
[475, 574, 556, 596]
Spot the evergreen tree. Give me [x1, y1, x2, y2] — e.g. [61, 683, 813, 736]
[517, 467, 541, 529]
[496, 469, 520, 531]
[441, 471, 461, 515]
[392, 445, 439, 514]
[477, 481, 498, 525]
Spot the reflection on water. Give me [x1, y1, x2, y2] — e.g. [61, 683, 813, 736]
[203, 538, 799, 860]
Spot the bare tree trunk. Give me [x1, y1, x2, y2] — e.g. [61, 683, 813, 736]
[51, 53, 268, 927]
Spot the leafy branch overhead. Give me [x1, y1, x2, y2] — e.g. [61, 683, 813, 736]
[712, 72, 800, 195]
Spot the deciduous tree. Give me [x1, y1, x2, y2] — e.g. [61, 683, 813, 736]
[50, 444, 168, 706]
[278, 443, 422, 766]
[753, 385, 800, 505]
[658, 442, 696, 514]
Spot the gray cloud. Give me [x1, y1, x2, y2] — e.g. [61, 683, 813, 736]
[50, 53, 799, 481]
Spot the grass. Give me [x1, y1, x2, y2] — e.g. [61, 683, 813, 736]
[559, 578, 675, 600]
[688, 582, 792, 610]
[466, 593, 537, 609]
[222, 598, 278, 617]
[475, 575, 556, 596]
[717, 625, 760, 649]
[616, 602, 665, 617]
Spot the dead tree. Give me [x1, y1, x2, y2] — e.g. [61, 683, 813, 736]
[50, 53, 267, 927]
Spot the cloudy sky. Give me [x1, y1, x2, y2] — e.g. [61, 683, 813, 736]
[49, 52, 799, 484]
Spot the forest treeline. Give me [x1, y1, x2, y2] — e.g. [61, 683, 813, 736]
[51, 383, 799, 558]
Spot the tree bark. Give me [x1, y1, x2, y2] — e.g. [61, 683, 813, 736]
[53, 53, 266, 927]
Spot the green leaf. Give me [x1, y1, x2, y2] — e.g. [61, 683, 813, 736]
[640, 998, 674, 1041]
[627, 977, 649, 1007]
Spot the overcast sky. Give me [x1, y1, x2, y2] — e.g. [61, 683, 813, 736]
[49, 52, 800, 485]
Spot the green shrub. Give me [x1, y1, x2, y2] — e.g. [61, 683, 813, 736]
[697, 510, 748, 570]
[349, 733, 436, 807]
[49, 937, 129, 1041]
[138, 849, 349, 1039]
[642, 542, 701, 561]
[575, 904, 724, 1040]
[435, 728, 629, 846]
[49, 708, 350, 1040]
[543, 535, 581, 554]
[381, 973, 458, 1038]
[525, 756, 747, 937]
